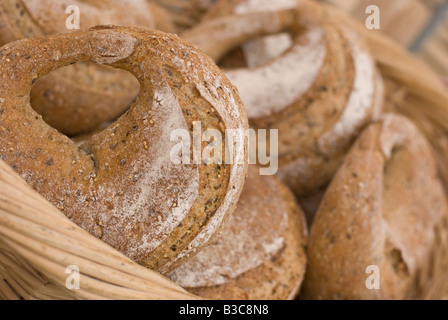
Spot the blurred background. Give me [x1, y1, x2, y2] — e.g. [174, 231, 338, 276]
[319, 0, 448, 77]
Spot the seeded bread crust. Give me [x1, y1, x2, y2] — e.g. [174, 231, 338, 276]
[302, 114, 447, 300]
[185, 0, 384, 197]
[169, 166, 308, 300]
[0, 26, 248, 273]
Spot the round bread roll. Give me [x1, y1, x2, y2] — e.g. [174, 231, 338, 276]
[0, 26, 248, 273]
[302, 113, 447, 300]
[168, 166, 308, 300]
[182, 1, 384, 197]
[0, 0, 155, 136]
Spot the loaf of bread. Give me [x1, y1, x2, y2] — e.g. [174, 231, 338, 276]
[302, 114, 447, 299]
[0, 26, 249, 273]
[183, 0, 384, 197]
[169, 166, 308, 300]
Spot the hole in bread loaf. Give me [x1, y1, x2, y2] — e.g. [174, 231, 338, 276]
[30, 62, 140, 137]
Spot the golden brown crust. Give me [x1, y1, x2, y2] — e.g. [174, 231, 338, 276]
[302, 114, 447, 300]
[0, 0, 155, 136]
[169, 166, 308, 300]
[0, 26, 248, 273]
[182, 0, 384, 197]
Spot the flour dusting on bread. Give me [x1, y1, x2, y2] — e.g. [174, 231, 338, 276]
[225, 27, 326, 119]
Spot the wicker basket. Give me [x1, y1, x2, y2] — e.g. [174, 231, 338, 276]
[1, 2, 448, 300]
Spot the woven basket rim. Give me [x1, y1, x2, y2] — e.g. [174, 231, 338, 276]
[0, 160, 198, 300]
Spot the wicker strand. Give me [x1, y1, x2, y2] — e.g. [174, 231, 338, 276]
[0, 278, 20, 300]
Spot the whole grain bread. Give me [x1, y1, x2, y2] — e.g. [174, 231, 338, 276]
[183, 0, 384, 197]
[169, 166, 308, 300]
[302, 114, 447, 299]
[0, 26, 249, 273]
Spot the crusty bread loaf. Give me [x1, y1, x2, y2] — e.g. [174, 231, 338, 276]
[183, 0, 384, 197]
[302, 114, 447, 299]
[169, 166, 308, 300]
[0, 26, 249, 273]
